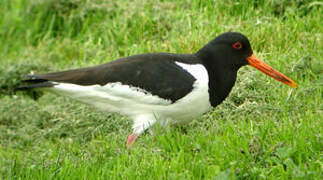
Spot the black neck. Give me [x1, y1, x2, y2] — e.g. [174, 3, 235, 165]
[196, 51, 238, 107]
[207, 65, 237, 107]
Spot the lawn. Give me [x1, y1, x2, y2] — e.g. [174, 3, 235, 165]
[0, 0, 322, 179]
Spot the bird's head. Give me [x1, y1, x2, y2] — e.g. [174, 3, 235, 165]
[197, 32, 297, 88]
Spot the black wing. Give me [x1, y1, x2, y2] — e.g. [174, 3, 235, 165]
[24, 53, 198, 102]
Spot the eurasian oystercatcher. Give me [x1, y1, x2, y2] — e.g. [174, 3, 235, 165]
[18, 32, 297, 147]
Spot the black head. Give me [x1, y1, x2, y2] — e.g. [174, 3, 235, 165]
[196, 32, 253, 70]
[197, 32, 297, 88]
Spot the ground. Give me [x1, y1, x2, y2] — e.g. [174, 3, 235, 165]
[0, 0, 322, 179]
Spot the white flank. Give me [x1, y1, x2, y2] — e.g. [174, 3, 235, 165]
[49, 62, 211, 135]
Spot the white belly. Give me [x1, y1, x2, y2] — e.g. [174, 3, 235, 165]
[50, 80, 211, 125]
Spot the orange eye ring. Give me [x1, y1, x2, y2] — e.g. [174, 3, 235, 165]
[233, 42, 242, 50]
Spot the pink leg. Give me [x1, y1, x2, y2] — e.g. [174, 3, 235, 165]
[126, 133, 138, 148]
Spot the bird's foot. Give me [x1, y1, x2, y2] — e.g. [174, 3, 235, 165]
[126, 133, 138, 148]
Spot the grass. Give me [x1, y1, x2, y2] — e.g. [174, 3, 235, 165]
[0, 0, 322, 179]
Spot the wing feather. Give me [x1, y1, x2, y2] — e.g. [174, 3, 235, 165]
[25, 53, 198, 102]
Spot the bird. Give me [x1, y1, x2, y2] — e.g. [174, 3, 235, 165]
[17, 32, 297, 147]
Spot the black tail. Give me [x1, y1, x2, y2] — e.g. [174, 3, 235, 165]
[0, 75, 53, 100]
[15, 75, 56, 91]
[16, 81, 56, 90]
[13, 75, 56, 100]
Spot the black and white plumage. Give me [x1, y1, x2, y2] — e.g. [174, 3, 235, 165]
[18, 32, 297, 146]
[22, 54, 211, 134]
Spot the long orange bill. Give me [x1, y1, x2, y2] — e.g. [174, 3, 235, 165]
[247, 54, 297, 88]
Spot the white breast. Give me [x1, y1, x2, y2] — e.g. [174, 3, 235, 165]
[166, 62, 211, 124]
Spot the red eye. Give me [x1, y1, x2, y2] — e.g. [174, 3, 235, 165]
[233, 42, 242, 50]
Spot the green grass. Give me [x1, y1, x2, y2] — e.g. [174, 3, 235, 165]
[0, 0, 322, 179]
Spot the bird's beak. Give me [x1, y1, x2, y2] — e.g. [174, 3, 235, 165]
[247, 54, 297, 88]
